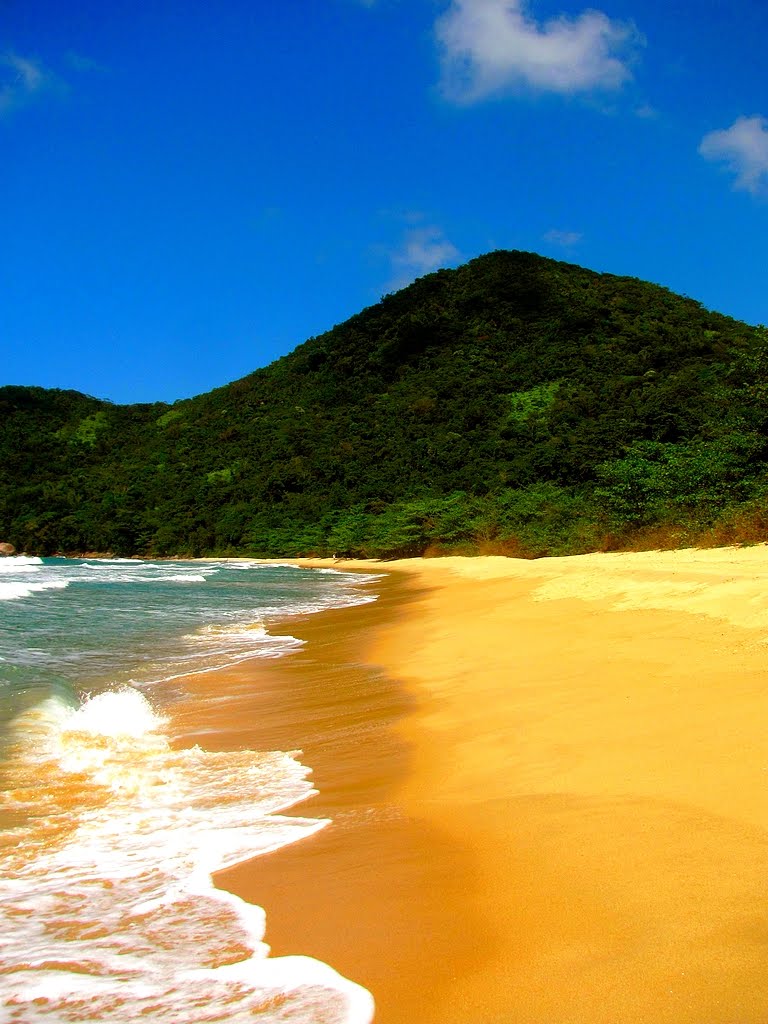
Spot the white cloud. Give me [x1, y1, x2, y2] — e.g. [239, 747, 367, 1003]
[0, 52, 50, 115]
[699, 115, 768, 195]
[7, 54, 44, 90]
[544, 228, 582, 247]
[388, 226, 461, 291]
[435, 0, 641, 103]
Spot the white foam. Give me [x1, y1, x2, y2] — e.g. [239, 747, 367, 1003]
[128, 624, 305, 687]
[185, 621, 304, 653]
[313, 569, 386, 582]
[0, 555, 43, 571]
[0, 579, 69, 601]
[76, 566, 219, 585]
[82, 559, 152, 568]
[251, 592, 379, 620]
[0, 687, 374, 1023]
[209, 561, 301, 570]
[64, 687, 168, 740]
[147, 573, 210, 583]
[2, 961, 373, 1023]
[84, 557, 146, 563]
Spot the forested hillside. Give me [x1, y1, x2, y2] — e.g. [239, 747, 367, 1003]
[2, 250, 767, 558]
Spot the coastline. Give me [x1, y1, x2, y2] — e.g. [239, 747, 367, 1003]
[176, 574, 485, 1022]
[1, 558, 389, 1021]
[215, 548, 768, 1023]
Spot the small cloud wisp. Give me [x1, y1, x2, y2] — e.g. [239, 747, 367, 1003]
[699, 115, 768, 195]
[387, 226, 461, 292]
[544, 228, 582, 248]
[0, 52, 49, 115]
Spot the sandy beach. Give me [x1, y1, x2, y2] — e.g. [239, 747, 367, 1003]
[209, 548, 768, 1023]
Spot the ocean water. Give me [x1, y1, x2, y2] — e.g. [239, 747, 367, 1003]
[0, 556, 382, 1023]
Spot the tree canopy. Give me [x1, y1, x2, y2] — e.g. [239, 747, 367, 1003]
[2, 250, 766, 558]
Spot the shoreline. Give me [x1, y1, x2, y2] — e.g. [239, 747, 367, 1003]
[181, 573, 486, 1022]
[215, 548, 768, 1023]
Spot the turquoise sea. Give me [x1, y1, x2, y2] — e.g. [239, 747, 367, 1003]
[0, 556, 381, 1023]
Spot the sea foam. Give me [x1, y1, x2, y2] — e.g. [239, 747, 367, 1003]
[0, 579, 69, 601]
[0, 687, 374, 1023]
[0, 555, 44, 570]
[1, 558, 382, 1021]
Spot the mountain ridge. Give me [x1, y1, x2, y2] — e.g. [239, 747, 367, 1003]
[2, 250, 766, 558]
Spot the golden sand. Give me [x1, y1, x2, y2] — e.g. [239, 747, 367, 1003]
[211, 549, 768, 1023]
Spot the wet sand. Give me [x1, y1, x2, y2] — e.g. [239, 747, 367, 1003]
[184, 551, 768, 1022]
[170, 575, 487, 1022]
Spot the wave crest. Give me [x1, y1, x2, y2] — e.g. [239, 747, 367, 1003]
[1, 686, 373, 1023]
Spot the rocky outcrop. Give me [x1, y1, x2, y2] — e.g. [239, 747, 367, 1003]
[0, 542, 16, 555]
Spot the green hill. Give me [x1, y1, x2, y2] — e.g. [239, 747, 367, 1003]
[2, 250, 766, 558]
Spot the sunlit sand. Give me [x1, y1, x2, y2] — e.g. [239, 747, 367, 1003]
[213, 548, 768, 1023]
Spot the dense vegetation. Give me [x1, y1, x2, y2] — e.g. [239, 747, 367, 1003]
[2, 250, 767, 559]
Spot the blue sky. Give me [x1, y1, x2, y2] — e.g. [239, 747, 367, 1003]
[2, 0, 767, 404]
